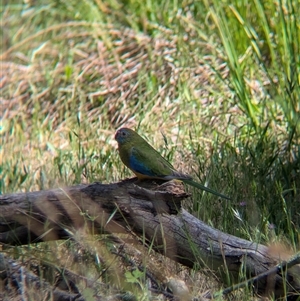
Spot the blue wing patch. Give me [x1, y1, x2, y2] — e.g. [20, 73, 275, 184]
[128, 146, 188, 179]
[129, 153, 157, 177]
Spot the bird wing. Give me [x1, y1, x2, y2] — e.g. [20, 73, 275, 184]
[129, 146, 190, 180]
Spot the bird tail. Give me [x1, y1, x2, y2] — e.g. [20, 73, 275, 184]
[182, 179, 232, 200]
[163, 170, 193, 181]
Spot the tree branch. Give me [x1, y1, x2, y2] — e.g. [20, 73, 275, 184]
[0, 179, 299, 299]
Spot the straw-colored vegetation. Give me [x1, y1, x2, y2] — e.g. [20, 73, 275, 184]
[1, 0, 299, 300]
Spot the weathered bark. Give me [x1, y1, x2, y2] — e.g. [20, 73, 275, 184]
[0, 179, 299, 299]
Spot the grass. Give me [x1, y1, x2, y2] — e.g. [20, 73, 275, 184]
[1, 0, 299, 299]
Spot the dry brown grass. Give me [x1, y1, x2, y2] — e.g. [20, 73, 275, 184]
[1, 21, 234, 190]
[1, 19, 230, 300]
[1, 2, 299, 300]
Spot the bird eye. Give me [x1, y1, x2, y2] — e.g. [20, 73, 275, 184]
[121, 131, 127, 136]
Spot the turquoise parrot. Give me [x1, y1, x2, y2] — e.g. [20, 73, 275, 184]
[115, 128, 231, 200]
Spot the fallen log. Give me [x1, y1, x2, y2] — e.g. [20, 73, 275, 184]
[0, 179, 299, 299]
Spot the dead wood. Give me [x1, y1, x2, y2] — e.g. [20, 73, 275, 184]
[0, 178, 299, 300]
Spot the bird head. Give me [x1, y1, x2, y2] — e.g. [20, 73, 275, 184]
[115, 128, 134, 144]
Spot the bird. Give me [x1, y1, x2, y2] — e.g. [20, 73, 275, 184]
[115, 127, 231, 200]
